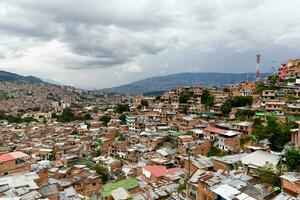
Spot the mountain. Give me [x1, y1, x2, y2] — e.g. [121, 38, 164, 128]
[0, 70, 44, 83]
[101, 72, 269, 95]
[41, 78, 62, 86]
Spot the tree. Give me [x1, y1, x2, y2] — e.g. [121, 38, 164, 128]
[116, 133, 125, 141]
[179, 92, 193, 104]
[231, 96, 253, 107]
[254, 82, 269, 94]
[83, 113, 92, 120]
[155, 95, 161, 101]
[140, 99, 149, 108]
[221, 100, 232, 115]
[221, 96, 253, 115]
[177, 182, 186, 192]
[57, 108, 76, 122]
[201, 90, 214, 107]
[90, 165, 109, 183]
[237, 109, 255, 119]
[115, 104, 130, 113]
[284, 148, 300, 171]
[51, 112, 57, 119]
[223, 87, 230, 92]
[100, 115, 111, 126]
[208, 147, 230, 157]
[22, 117, 38, 123]
[252, 115, 291, 152]
[252, 123, 268, 141]
[119, 114, 126, 124]
[256, 162, 280, 187]
[267, 116, 290, 151]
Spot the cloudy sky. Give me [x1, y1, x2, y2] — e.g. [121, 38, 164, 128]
[0, 0, 299, 89]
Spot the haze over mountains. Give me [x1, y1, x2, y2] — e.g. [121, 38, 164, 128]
[0, 70, 269, 94]
[101, 72, 269, 94]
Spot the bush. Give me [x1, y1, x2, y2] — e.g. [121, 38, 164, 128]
[90, 165, 109, 183]
[201, 90, 214, 107]
[179, 92, 193, 104]
[100, 115, 111, 126]
[119, 114, 126, 124]
[140, 99, 149, 108]
[284, 148, 300, 171]
[115, 104, 130, 113]
[253, 115, 291, 152]
[256, 163, 280, 187]
[208, 147, 230, 157]
[57, 108, 76, 122]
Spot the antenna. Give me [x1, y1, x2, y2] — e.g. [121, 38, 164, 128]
[256, 54, 261, 82]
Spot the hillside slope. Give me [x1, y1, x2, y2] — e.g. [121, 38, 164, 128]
[101, 72, 269, 94]
[0, 70, 44, 83]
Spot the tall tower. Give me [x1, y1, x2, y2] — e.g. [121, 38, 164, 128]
[256, 54, 261, 81]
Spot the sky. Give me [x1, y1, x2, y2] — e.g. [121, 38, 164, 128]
[0, 0, 299, 89]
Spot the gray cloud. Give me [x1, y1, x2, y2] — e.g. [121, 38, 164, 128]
[0, 0, 299, 88]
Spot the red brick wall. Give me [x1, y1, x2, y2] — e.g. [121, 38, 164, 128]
[0, 160, 29, 176]
[282, 179, 300, 196]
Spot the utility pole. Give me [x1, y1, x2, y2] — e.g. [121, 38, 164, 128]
[187, 143, 191, 180]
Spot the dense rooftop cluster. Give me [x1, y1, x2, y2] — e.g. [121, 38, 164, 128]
[0, 58, 300, 200]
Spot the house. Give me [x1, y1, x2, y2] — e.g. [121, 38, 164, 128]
[101, 178, 141, 200]
[0, 172, 43, 199]
[142, 165, 167, 182]
[241, 150, 281, 175]
[230, 121, 254, 136]
[187, 169, 275, 200]
[265, 101, 286, 115]
[213, 153, 248, 172]
[0, 151, 30, 176]
[279, 172, 300, 197]
[204, 127, 241, 152]
[285, 100, 300, 115]
[184, 155, 213, 180]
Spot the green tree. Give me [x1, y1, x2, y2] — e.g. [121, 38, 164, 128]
[115, 104, 130, 113]
[83, 113, 92, 120]
[116, 133, 125, 141]
[22, 117, 38, 123]
[177, 182, 186, 192]
[284, 148, 300, 171]
[254, 83, 269, 94]
[208, 147, 230, 157]
[231, 96, 253, 107]
[256, 162, 280, 187]
[267, 116, 290, 151]
[100, 115, 111, 126]
[0, 90, 8, 101]
[155, 95, 161, 101]
[119, 114, 126, 124]
[140, 99, 149, 108]
[90, 165, 109, 183]
[201, 90, 214, 107]
[221, 100, 232, 115]
[57, 108, 76, 122]
[223, 87, 230, 92]
[5, 115, 22, 124]
[253, 115, 291, 151]
[179, 92, 193, 104]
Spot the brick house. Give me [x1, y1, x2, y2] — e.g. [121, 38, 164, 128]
[0, 151, 30, 176]
[280, 172, 300, 197]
